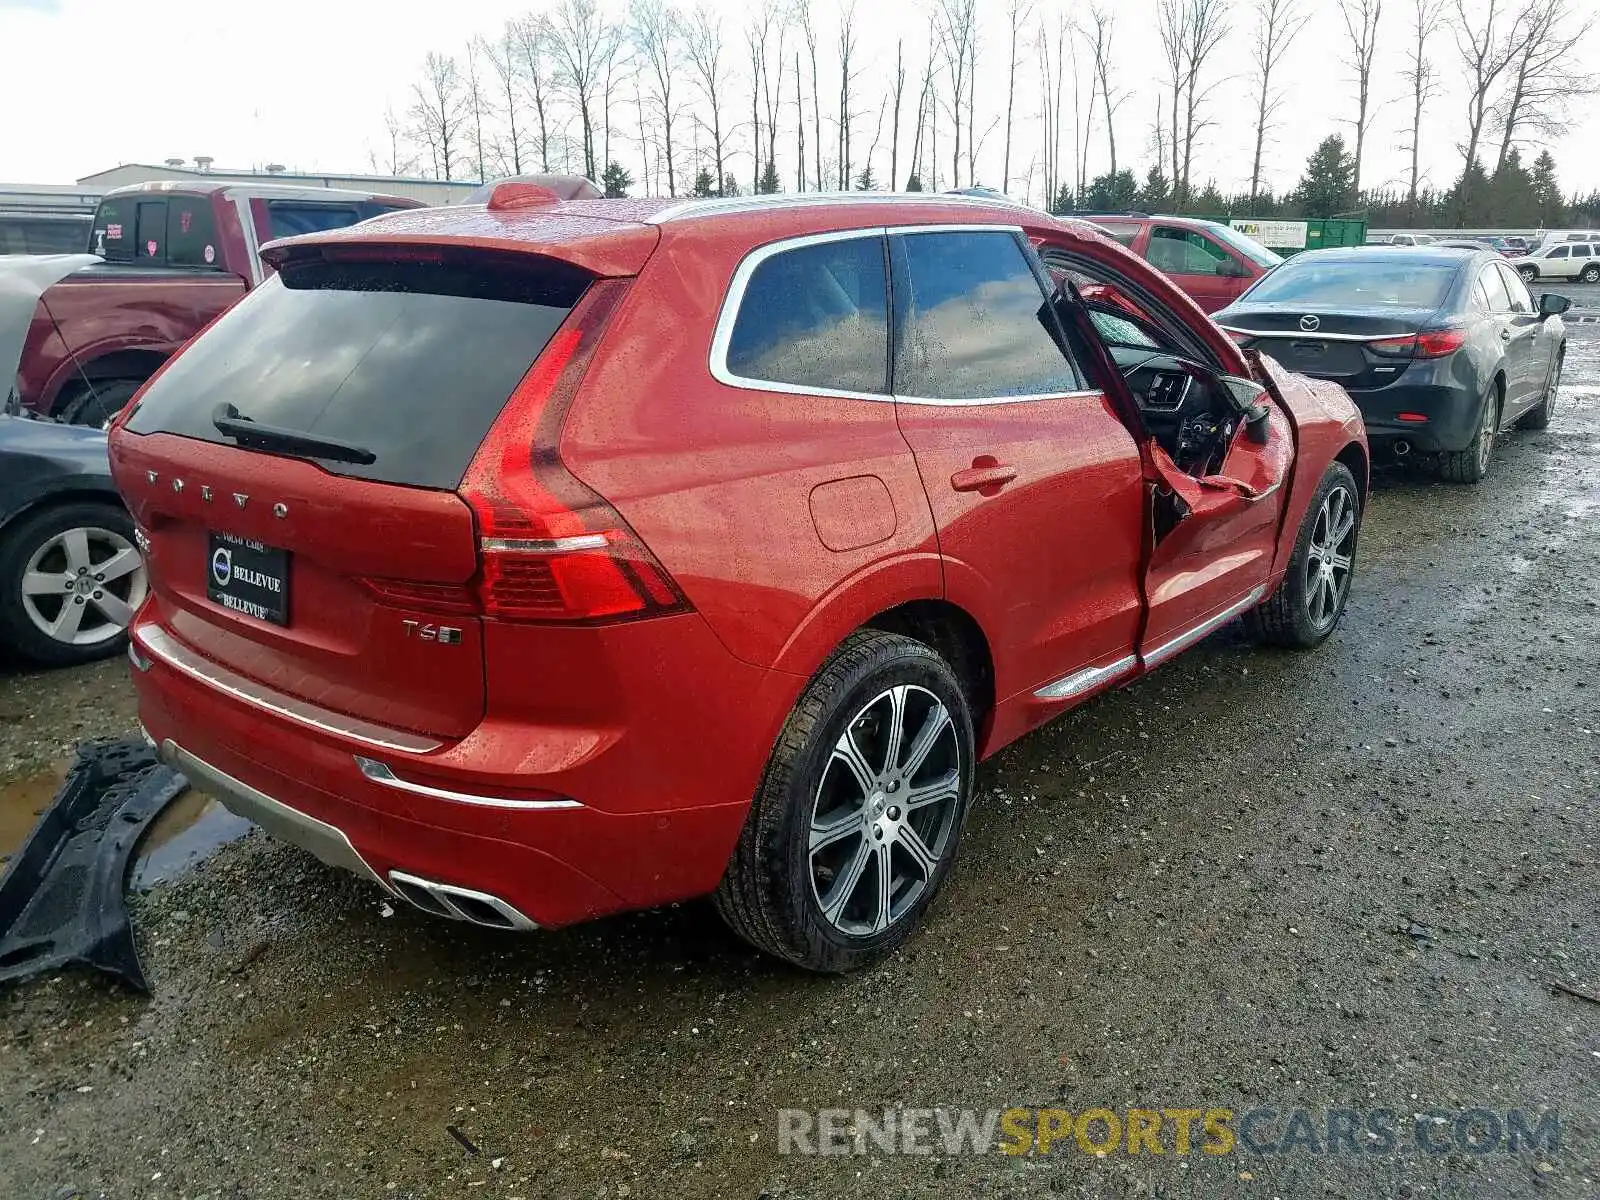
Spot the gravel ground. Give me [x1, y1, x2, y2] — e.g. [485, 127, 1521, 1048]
[1, 307, 1596, 1200]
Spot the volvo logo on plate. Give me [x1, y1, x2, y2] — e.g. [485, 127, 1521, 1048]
[211, 547, 233, 587]
[1299, 314, 1321, 332]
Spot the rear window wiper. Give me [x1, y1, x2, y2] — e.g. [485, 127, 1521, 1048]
[211, 403, 377, 465]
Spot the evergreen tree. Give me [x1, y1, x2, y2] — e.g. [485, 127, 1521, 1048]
[757, 158, 781, 194]
[1136, 166, 1171, 213]
[1195, 182, 1227, 214]
[1293, 135, 1355, 218]
[855, 164, 878, 191]
[601, 162, 634, 199]
[1487, 150, 1536, 227]
[1450, 157, 1491, 225]
[905, 172, 924, 192]
[721, 173, 741, 197]
[1083, 169, 1138, 211]
[1530, 152, 1564, 228]
[1049, 184, 1075, 215]
[692, 168, 717, 197]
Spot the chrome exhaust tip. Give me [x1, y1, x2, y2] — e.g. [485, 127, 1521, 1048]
[388, 870, 539, 931]
[1393, 439, 1412, 457]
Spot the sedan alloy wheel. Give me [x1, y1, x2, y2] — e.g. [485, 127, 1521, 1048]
[20, 525, 146, 650]
[1305, 484, 1357, 633]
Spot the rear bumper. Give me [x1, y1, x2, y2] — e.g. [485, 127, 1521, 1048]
[130, 611, 797, 929]
[1346, 380, 1482, 454]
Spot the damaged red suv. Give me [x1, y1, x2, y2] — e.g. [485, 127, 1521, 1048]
[110, 185, 1368, 971]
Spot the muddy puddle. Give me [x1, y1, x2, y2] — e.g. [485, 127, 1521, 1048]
[0, 760, 249, 887]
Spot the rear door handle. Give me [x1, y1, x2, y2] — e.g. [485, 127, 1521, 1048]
[951, 462, 1019, 493]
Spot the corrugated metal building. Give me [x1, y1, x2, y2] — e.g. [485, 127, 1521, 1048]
[75, 163, 479, 207]
[0, 182, 105, 215]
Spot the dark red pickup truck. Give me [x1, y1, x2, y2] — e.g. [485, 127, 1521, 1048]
[9, 181, 420, 425]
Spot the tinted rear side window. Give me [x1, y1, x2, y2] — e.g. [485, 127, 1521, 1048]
[724, 234, 889, 394]
[92, 197, 134, 262]
[891, 229, 1082, 400]
[166, 197, 221, 268]
[126, 253, 590, 490]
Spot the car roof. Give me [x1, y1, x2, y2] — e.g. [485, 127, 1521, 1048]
[263, 191, 1061, 277]
[1280, 246, 1492, 266]
[100, 180, 420, 206]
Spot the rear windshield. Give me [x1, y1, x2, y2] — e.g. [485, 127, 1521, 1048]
[126, 252, 590, 489]
[1241, 260, 1458, 309]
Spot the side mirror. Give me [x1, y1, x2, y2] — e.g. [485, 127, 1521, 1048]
[1539, 293, 1572, 317]
[1219, 374, 1273, 443]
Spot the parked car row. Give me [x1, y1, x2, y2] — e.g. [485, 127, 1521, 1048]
[0, 184, 1571, 977]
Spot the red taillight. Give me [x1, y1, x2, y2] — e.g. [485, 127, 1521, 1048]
[1414, 329, 1469, 358]
[1369, 329, 1468, 359]
[457, 279, 688, 624]
[1396, 412, 1429, 423]
[1225, 329, 1254, 346]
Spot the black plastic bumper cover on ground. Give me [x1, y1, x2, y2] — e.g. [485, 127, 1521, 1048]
[0, 738, 187, 992]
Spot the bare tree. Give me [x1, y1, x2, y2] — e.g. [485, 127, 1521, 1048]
[548, 0, 624, 180]
[934, 0, 977, 189]
[1088, 4, 1123, 177]
[632, 0, 684, 196]
[410, 51, 467, 181]
[796, 50, 806, 191]
[891, 38, 908, 194]
[797, 1, 824, 190]
[1450, 0, 1519, 175]
[908, 35, 936, 188]
[1178, 0, 1230, 201]
[838, 0, 862, 188]
[1001, 0, 1036, 192]
[1247, 0, 1310, 207]
[463, 38, 492, 183]
[484, 25, 525, 175]
[1157, 0, 1188, 195]
[601, 40, 630, 171]
[685, 4, 733, 195]
[373, 104, 418, 176]
[1402, 0, 1446, 213]
[1337, 0, 1384, 198]
[511, 17, 558, 173]
[1491, 0, 1597, 172]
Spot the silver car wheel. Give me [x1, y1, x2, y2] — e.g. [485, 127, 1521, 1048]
[809, 684, 961, 937]
[20, 526, 147, 648]
[1304, 485, 1356, 632]
[1477, 392, 1498, 473]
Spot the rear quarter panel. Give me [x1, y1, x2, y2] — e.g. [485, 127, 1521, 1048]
[25, 270, 247, 414]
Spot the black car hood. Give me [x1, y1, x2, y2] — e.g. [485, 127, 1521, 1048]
[0, 412, 115, 524]
[1, 254, 100, 412]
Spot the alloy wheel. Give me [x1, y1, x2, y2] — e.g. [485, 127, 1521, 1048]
[1304, 485, 1356, 632]
[809, 684, 962, 937]
[20, 526, 147, 648]
[1477, 393, 1498, 473]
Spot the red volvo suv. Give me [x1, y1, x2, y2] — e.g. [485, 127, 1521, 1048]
[109, 185, 1367, 971]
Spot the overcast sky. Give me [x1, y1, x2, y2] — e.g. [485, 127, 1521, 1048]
[3, 0, 1598, 205]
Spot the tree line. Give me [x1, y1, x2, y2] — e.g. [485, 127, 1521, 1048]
[383, 0, 1599, 229]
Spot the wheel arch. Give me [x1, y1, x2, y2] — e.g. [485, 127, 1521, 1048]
[861, 598, 997, 744]
[45, 347, 168, 415]
[0, 485, 126, 538]
[1334, 440, 1369, 498]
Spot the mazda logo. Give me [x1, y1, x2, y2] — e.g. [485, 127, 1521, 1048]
[211, 547, 233, 587]
[1299, 314, 1321, 332]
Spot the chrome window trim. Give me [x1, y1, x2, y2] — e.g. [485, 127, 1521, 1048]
[355, 756, 584, 810]
[710, 225, 1100, 409]
[134, 624, 442, 754]
[1033, 654, 1139, 701]
[1141, 584, 1268, 669]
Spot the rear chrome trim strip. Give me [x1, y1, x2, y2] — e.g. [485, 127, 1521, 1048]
[1217, 325, 1387, 343]
[389, 870, 539, 931]
[134, 625, 442, 754]
[1142, 584, 1268, 669]
[1034, 654, 1139, 701]
[157, 738, 392, 893]
[480, 535, 608, 554]
[355, 756, 583, 810]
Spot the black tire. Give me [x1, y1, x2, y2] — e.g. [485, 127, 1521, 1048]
[714, 630, 976, 973]
[0, 501, 145, 667]
[1518, 265, 1539, 284]
[1244, 461, 1361, 650]
[60, 379, 142, 428]
[1583, 264, 1600, 284]
[1517, 350, 1563, 431]
[1437, 382, 1500, 484]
